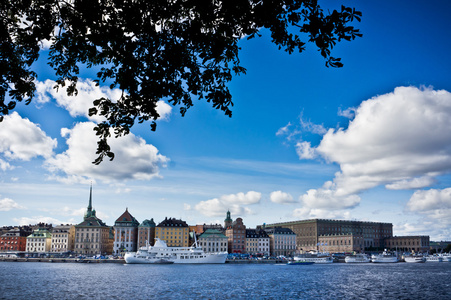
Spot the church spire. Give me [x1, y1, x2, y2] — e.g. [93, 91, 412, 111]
[85, 183, 94, 219]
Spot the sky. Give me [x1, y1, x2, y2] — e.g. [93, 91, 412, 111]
[1, 0, 451, 241]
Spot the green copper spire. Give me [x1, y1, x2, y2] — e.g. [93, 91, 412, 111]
[84, 184, 94, 219]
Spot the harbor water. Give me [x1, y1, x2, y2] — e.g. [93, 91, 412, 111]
[1, 261, 450, 299]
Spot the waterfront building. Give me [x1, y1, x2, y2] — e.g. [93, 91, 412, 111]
[318, 233, 364, 253]
[155, 217, 189, 247]
[26, 228, 52, 253]
[264, 227, 296, 257]
[113, 208, 140, 254]
[74, 186, 111, 255]
[137, 218, 156, 247]
[225, 217, 246, 253]
[198, 229, 228, 253]
[385, 236, 430, 252]
[51, 224, 75, 253]
[0, 226, 32, 252]
[245, 229, 270, 256]
[263, 219, 393, 252]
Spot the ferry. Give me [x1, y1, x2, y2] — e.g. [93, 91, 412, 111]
[371, 250, 398, 263]
[293, 253, 334, 264]
[124, 238, 227, 264]
[425, 254, 443, 263]
[404, 255, 426, 263]
[345, 253, 371, 263]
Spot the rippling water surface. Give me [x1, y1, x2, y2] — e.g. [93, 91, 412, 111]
[1, 262, 450, 299]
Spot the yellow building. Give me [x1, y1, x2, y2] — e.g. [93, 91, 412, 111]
[155, 217, 189, 247]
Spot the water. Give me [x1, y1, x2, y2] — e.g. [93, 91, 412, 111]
[1, 262, 450, 299]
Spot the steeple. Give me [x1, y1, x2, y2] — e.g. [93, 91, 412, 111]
[84, 183, 94, 219]
[224, 210, 232, 229]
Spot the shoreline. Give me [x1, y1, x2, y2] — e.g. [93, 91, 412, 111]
[0, 257, 287, 264]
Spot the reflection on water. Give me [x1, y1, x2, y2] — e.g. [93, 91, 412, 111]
[0, 262, 450, 299]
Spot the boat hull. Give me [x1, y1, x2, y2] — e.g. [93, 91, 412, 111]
[404, 256, 426, 263]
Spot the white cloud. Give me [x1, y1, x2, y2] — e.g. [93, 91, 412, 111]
[0, 159, 13, 171]
[299, 116, 327, 135]
[338, 107, 356, 119]
[301, 86, 451, 205]
[386, 176, 435, 190]
[44, 122, 169, 183]
[270, 191, 296, 204]
[295, 141, 316, 159]
[35, 79, 172, 122]
[0, 112, 57, 161]
[406, 188, 451, 218]
[183, 203, 192, 210]
[0, 198, 26, 211]
[194, 191, 261, 217]
[300, 181, 361, 210]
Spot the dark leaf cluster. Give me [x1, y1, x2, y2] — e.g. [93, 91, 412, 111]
[1, 0, 361, 163]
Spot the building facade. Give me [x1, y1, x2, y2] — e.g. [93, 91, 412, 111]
[0, 226, 32, 252]
[51, 225, 75, 253]
[265, 227, 296, 257]
[155, 218, 189, 247]
[198, 229, 228, 253]
[264, 219, 393, 252]
[113, 208, 140, 254]
[318, 234, 364, 253]
[137, 218, 156, 247]
[225, 217, 246, 253]
[26, 228, 52, 253]
[74, 186, 111, 255]
[245, 229, 270, 256]
[385, 236, 430, 252]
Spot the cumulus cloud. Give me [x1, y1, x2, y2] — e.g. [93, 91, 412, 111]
[270, 191, 296, 204]
[0, 198, 26, 211]
[406, 188, 451, 221]
[44, 122, 169, 183]
[298, 87, 451, 212]
[0, 112, 57, 161]
[194, 191, 261, 217]
[292, 207, 351, 220]
[338, 107, 356, 119]
[35, 79, 172, 122]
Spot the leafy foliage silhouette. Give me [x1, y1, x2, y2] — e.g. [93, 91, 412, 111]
[1, 0, 361, 163]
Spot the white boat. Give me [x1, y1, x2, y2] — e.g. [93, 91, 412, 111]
[425, 255, 443, 263]
[345, 254, 371, 263]
[371, 250, 398, 263]
[124, 238, 227, 264]
[294, 253, 334, 264]
[404, 255, 426, 263]
[438, 253, 451, 262]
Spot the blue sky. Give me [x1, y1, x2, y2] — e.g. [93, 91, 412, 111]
[1, 0, 451, 241]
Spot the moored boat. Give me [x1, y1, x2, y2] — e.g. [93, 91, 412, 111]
[425, 254, 443, 263]
[294, 253, 334, 264]
[124, 238, 227, 264]
[371, 250, 398, 263]
[345, 253, 371, 263]
[404, 255, 426, 263]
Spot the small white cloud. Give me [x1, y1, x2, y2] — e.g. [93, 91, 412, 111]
[338, 107, 356, 119]
[194, 191, 261, 217]
[295, 141, 316, 160]
[270, 191, 296, 204]
[183, 203, 191, 211]
[45, 122, 169, 183]
[292, 207, 351, 220]
[0, 159, 13, 171]
[276, 122, 292, 136]
[0, 112, 57, 161]
[0, 198, 26, 211]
